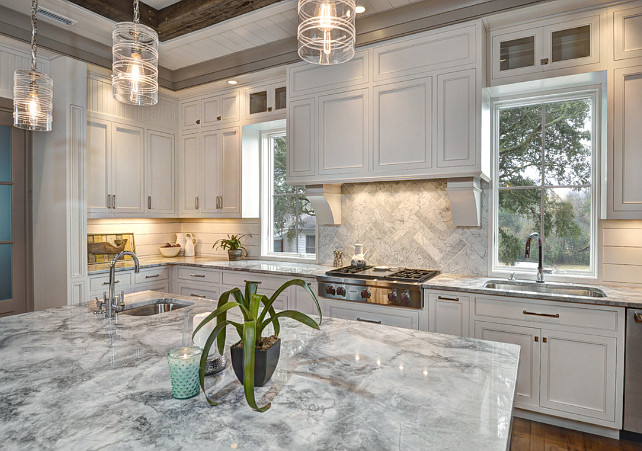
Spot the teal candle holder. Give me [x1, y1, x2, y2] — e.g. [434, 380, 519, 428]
[168, 346, 202, 399]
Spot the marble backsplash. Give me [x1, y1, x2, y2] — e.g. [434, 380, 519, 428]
[318, 179, 489, 275]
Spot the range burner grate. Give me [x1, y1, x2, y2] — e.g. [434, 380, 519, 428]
[387, 268, 441, 283]
[325, 265, 373, 276]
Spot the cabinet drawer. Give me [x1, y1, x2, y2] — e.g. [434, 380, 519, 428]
[326, 301, 419, 330]
[473, 296, 619, 332]
[135, 267, 169, 284]
[133, 280, 169, 293]
[178, 283, 220, 301]
[221, 271, 288, 291]
[177, 267, 221, 284]
[222, 284, 289, 311]
[89, 272, 132, 291]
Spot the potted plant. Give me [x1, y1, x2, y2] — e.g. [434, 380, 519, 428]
[212, 234, 250, 261]
[193, 279, 322, 412]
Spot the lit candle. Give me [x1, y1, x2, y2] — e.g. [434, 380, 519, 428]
[167, 346, 202, 399]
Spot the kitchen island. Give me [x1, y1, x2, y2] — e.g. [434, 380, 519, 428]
[0, 291, 519, 450]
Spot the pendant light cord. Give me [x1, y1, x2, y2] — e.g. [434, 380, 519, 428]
[133, 0, 140, 24]
[30, 0, 38, 71]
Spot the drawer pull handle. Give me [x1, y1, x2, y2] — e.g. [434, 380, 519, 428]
[437, 296, 459, 302]
[357, 318, 382, 325]
[523, 310, 560, 318]
[190, 293, 206, 298]
[244, 280, 262, 284]
[145, 274, 160, 279]
[190, 274, 206, 278]
[102, 280, 120, 285]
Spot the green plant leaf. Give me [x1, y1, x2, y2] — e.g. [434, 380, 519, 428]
[198, 319, 232, 406]
[257, 279, 323, 327]
[249, 293, 262, 321]
[213, 288, 244, 354]
[259, 294, 280, 338]
[242, 320, 270, 412]
[192, 301, 242, 340]
[244, 281, 260, 310]
[259, 310, 320, 335]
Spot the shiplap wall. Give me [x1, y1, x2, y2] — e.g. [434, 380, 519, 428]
[87, 218, 260, 259]
[602, 220, 642, 286]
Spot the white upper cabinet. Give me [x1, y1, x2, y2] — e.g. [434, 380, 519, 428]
[180, 133, 200, 214]
[373, 77, 433, 175]
[614, 5, 642, 60]
[146, 130, 175, 216]
[181, 99, 200, 130]
[179, 89, 240, 131]
[318, 89, 369, 178]
[244, 82, 286, 121]
[490, 11, 601, 84]
[87, 118, 111, 215]
[287, 97, 316, 182]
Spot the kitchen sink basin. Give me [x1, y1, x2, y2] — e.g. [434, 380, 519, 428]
[483, 280, 607, 298]
[120, 299, 194, 316]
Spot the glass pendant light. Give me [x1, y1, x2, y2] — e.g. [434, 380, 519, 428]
[13, 0, 53, 132]
[112, 0, 158, 106]
[298, 0, 356, 65]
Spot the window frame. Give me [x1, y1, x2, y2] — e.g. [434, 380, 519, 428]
[489, 86, 602, 281]
[260, 128, 317, 262]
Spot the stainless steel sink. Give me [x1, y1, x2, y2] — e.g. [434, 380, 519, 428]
[120, 299, 194, 316]
[483, 280, 607, 298]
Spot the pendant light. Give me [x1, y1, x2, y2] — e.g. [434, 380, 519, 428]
[112, 0, 158, 106]
[13, 0, 53, 131]
[298, 0, 356, 65]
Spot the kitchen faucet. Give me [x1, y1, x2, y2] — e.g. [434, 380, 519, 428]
[103, 251, 140, 318]
[524, 232, 545, 283]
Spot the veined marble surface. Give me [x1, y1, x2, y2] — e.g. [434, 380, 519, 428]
[0, 291, 519, 450]
[423, 274, 642, 308]
[88, 256, 329, 278]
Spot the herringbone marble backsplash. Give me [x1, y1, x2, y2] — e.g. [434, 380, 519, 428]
[318, 179, 489, 275]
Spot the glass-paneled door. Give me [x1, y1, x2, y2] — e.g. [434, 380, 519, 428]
[0, 106, 30, 316]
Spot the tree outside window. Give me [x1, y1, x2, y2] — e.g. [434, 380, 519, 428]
[496, 95, 594, 274]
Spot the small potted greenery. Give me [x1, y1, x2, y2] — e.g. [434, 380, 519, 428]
[212, 234, 251, 261]
[193, 279, 322, 412]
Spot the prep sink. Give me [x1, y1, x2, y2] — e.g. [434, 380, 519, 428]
[483, 280, 607, 298]
[120, 299, 194, 316]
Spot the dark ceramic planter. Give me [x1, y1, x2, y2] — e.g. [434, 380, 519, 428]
[228, 249, 242, 261]
[230, 339, 281, 387]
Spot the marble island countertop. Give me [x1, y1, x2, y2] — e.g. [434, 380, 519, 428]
[0, 291, 520, 450]
[88, 256, 330, 278]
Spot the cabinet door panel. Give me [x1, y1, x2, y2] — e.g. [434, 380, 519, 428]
[87, 118, 111, 214]
[615, 6, 642, 60]
[612, 67, 642, 217]
[437, 69, 476, 168]
[201, 131, 220, 213]
[374, 78, 432, 174]
[112, 123, 144, 214]
[180, 133, 200, 214]
[181, 100, 200, 129]
[220, 91, 240, 123]
[287, 97, 316, 178]
[542, 15, 600, 71]
[491, 28, 541, 80]
[318, 89, 368, 176]
[146, 130, 175, 215]
[219, 128, 241, 215]
[201, 95, 220, 127]
[428, 293, 469, 337]
[540, 329, 616, 421]
[474, 321, 540, 410]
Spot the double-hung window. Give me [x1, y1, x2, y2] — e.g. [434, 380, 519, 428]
[493, 90, 598, 277]
[261, 129, 316, 260]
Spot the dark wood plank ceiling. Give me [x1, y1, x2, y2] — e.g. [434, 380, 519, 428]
[67, 0, 285, 41]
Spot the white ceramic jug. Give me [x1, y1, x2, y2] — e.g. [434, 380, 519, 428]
[351, 244, 369, 268]
[175, 233, 187, 256]
[184, 234, 198, 257]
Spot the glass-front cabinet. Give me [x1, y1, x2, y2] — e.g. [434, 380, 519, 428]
[491, 13, 600, 82]
[245, 82, 286, 120]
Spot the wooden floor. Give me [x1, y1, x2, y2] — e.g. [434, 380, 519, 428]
[511, 418, 642, 450]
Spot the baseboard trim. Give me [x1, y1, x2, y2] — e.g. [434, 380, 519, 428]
[514, 408, 620, 439]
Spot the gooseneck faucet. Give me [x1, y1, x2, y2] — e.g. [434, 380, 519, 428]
[524, 232, 545, 283]
[105, 251, 140, 318]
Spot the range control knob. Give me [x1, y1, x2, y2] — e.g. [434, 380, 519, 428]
[387, 291, 398, 304]
[361, 289, 371, 299]
[336, 286, 346, 296]
[400, 292, 410, 305]
[325, 285, 336, 295]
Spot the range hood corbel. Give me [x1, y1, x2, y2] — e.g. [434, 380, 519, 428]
[446, 177, 482, 227]
[305, 184, 342, 225]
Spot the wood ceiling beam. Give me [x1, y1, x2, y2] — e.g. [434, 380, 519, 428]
[66, 0, 158, 28]
[156, 0, 286, 41]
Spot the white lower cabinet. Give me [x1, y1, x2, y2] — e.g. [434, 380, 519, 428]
[177, 282, 220, 301]
[427, 292, 470, 337]
[325, 299, 420, 330]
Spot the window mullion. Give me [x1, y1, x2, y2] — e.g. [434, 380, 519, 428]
[540, 104, 546, 246]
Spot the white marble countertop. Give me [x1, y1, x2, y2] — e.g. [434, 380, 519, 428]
[422, 274, 642, 308]
[88, 256, 329, 278]
[0, 291, 519, 450]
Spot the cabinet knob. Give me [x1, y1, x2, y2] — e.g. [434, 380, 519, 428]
[147, 196, 152, 210]
[196, 119, 201, 124]
[540, 58, 549, 65]
[267, 107, 273, 112]
[217, 116, 222, 121]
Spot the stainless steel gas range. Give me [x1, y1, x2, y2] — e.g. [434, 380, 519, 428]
[317, 266, 440, 309]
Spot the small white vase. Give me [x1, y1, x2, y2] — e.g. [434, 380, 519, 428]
[175, 233, 187, 256]
[184, 234, 198, 257]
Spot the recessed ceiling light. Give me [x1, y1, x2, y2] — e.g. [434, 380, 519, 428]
[355, 6, 366, 13]
[227, 80, 238, 85]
